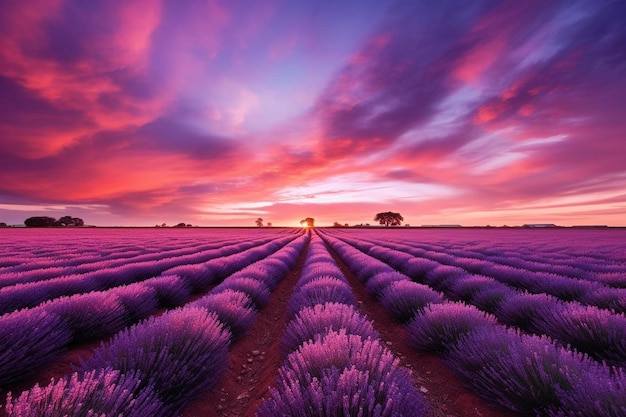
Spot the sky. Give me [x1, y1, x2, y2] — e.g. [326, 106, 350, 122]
[1, 0, 625, 227]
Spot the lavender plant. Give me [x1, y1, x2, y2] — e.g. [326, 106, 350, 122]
[143, 274, 193, 307]
[214, 277, 271, 309]
[282, 302, 379, 355]
[446, 326, 616, 416]
[258, 330, 427, 417]
[0, 309, 72, 388]
[43, 292, 130, 342]
[379, 280, 444, 323]
[80, 307, 230, 411]
[110, 282, 159, 321]
[190, 289, 256, 339]
[4, 368, 167, 417]
[406, 302, 498, 352]
[286, 277, 356, 317]
[365, 271, 408, 297]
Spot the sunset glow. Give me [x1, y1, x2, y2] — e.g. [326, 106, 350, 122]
[1, 1, 625, 227]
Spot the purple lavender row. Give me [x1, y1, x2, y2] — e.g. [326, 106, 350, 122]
[186, 233, 308, 340]
[322, 230, 626, 366]
[257, 234, 427, 416]
[0, 233, 294, 315]
[327, 230, 610, 299]
[0, 233, 302, 390]
[0, 231, 277, 288]
[0, 227, 295, 279]
[0, 236, 233, 285]
[317, 232, 445, 323]
[1, 226, 297, 276]
[318, 230, 626, 416]
[335, 228, 626, 286]
[3, 233, 308, 415]
[412, 307, 626, 417]
[328, 229, 626, 313]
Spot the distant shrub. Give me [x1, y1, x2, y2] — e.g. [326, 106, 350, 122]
[5, 368, 166, 417]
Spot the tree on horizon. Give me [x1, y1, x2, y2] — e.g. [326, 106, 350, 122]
[374, 212, 404, 227]
[24, 216, 84, 227]
[255, 217, 264, 227]
[300, 217, 315, 228]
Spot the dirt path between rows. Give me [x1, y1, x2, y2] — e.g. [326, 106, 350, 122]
[178, 238, 310, 417]
[323, 239, 519, 417]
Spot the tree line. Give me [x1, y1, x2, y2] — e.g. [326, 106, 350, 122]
[24, 216, 84, 227]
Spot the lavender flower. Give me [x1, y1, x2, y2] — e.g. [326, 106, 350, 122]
[110, 282, 159, 322]
[43, 291, 130, 342]
[143, 274, 193, 307]
[282, 302, 379, 355]
[379, 280, 444, 323]
[424, 265, 469, 292]
[406, 302, 498, 352]
[365, 271, 409, 297]
[190, 289, 256, 339]
[447, 326, 611, 415]
[0, 309, 72, 388]
[160, 263, 217, 292]
[496, 293, 564, 331]
[214, 277, 271, 309]
[81, 307, 230, 411]
[532, 303, 626, 366]
[5, 368, 167, 417]
[471, 285, 518, 314]
[257, 365, 426, 417]
[286, 277, 356, 317]
[259, 330, 427, 417]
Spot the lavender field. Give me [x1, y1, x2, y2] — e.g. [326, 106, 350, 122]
[1, 227, 625, 416]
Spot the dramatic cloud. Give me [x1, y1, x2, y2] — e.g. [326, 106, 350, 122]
[1, 0, 625, 226]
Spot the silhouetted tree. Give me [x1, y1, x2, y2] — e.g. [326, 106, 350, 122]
[56, 216, 84, 227]
[24, 216, 58, 227]
[0, 222, 7, 227]
[255, 217, 264, 227]
[174, 222, 187, 227]
[300, 217, 315, 227]
[266, 222, 272, 227]
[374, 212, 404, 227]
